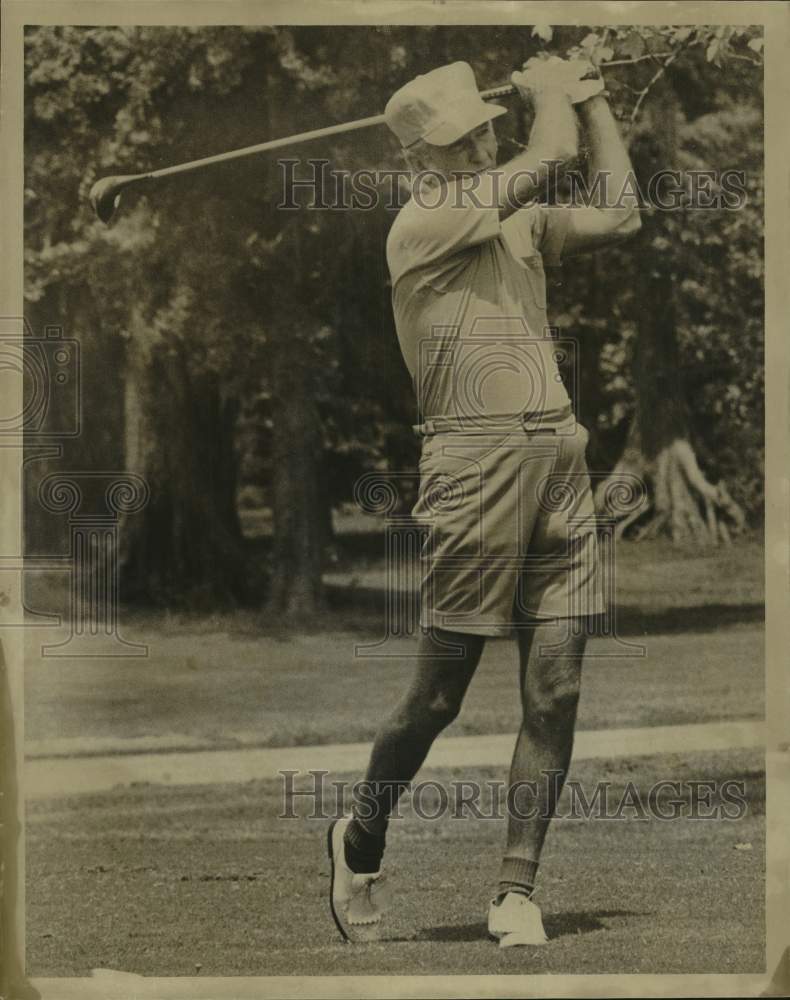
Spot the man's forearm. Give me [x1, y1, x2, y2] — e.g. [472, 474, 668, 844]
[529, 91, 578, 167]
[578, 95, 638, 216]
[497, 92, 578, 218]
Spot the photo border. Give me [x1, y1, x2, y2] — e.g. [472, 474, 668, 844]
[2, 1, 787, 997]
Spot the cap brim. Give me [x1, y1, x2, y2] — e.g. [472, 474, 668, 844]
[422, 100, 507, 146]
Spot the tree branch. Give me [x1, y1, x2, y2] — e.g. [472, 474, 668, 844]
[726, 52, 763, 67]
[628, 44, 687, 126]
[605, 52, 673, 67]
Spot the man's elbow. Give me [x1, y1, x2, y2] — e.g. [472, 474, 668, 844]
[589, 207, 641, 252]
[553, 136, 579, 167]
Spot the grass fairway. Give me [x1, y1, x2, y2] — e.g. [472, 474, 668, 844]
[27, 750, 764, 977]
[25, 623, 764, 749]
[24, 535, 766, 978]
[24, 534, 764, 749]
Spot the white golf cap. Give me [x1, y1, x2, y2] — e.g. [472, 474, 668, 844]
[384, 61, 507, 147]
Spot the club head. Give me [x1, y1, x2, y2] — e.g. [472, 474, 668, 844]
[88, 174, 143, 224]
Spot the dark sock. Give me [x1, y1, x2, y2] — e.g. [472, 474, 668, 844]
[496, 856, 538, 902]
[343, 817, 386, 874]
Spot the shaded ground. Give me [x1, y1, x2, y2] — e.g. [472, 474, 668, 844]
[24, 536, 764, 747]
[26, 750, 765, 977]
[25, 624, 764, 749]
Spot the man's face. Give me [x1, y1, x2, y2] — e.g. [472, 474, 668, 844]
[419, 120, 498, 180]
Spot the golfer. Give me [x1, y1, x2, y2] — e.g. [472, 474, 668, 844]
[328, 57, 640, 947]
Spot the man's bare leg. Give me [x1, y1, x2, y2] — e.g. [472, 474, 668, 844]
[343, 627, 485, 872]
[498, 619, 586, 897]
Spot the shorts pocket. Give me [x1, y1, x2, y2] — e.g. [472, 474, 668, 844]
[418, 437, 438, 468]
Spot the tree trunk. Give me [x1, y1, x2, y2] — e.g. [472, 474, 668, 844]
[120, 310, 245, 606]
[595, 78, 744, 544]
[261, 70, 327, 617]
[266, 327, 327, 616]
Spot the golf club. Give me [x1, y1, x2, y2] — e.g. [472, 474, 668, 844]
[88, 83, 518, 223]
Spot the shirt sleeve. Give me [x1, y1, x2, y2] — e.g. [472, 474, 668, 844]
[387, 171, 502, 285]
[524, 203, 572, 268]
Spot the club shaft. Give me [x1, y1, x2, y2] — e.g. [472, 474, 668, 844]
[143, 83, 518, 182]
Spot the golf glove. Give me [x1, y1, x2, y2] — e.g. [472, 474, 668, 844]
[512, 55, 605, 105]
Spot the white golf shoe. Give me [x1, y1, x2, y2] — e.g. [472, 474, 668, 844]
[327, 817, 388, 942]
[488, 891, 549, 948]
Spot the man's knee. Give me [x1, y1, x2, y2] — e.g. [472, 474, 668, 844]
[524, 667, 581, 726]
[397, 686, 463, 735]
[426, 689, 464, 730]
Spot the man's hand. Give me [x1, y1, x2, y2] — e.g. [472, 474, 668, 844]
[563, 59, 606, 105]
[511, 55, 572, 103]
[512, 56, 605, 106]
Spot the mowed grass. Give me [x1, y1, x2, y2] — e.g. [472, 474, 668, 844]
[24, 535, 764, 748]
[26, 749, 765, 976]
[24, 625, 764, 748]
[23, 534, 766, 978]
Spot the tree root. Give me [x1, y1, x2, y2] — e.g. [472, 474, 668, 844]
[595, 436, 745, 544]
